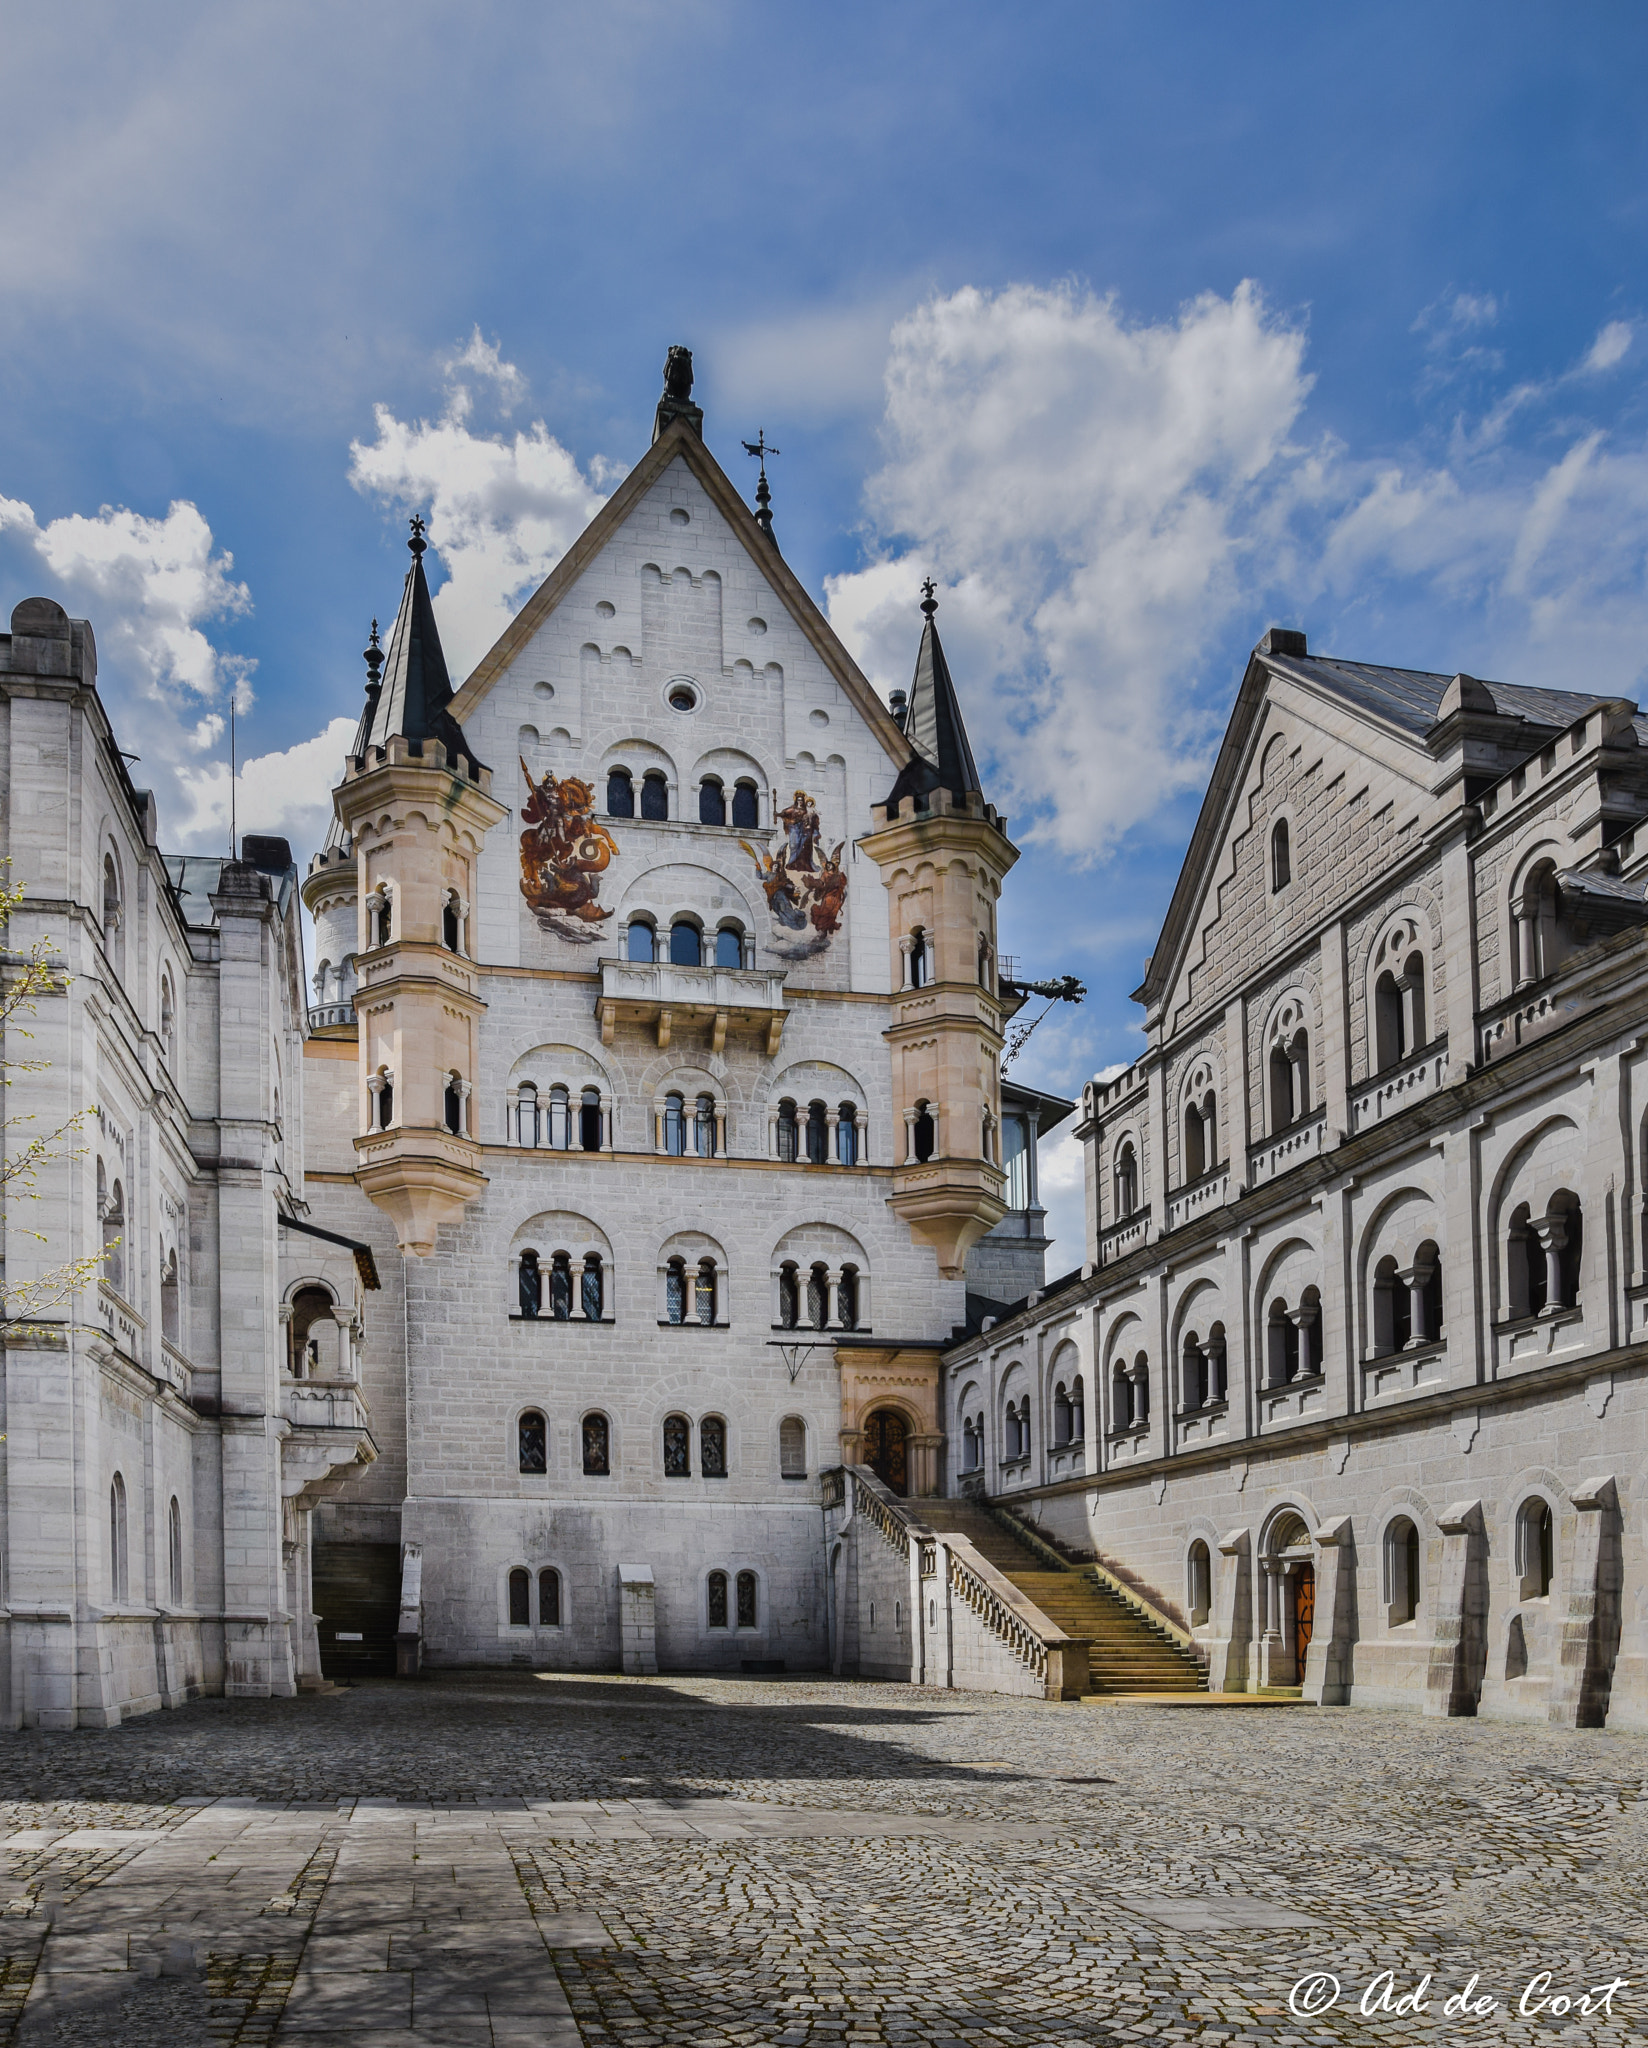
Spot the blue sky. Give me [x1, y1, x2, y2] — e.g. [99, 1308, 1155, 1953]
[3, 1, 1646, 1261]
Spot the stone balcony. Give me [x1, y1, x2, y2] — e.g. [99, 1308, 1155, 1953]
[1165, 1164, 1230, 1233]
[1350, 1040, 1449, 1134]
[1247, 1105, 1328, 1189]
[597, 959, 789, 1056]
[1098, 1209, 1151, 1264]
[282, 1376, 378, 1509]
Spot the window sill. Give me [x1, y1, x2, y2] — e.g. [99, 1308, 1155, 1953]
[666, 1473, 729, 1481]
[1493, 1305, 1582, 1335]
[781, 1472, 809, 1482]
[997, 1456, 1032, 1474]
[771, 1325, 866, 1336]
[659, 1319, 731, 1330]
[1266, 1370, 1324, 1392]
[510, 1315, 616, 1325]
[1174, 1399, 1229, 1421]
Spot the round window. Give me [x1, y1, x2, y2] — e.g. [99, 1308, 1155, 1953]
[668, 683, 699, 713]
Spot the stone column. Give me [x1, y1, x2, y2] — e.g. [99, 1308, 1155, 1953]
[505, 1087, 519, 1145]
[1425, 1498, 1487, 1717]
[1531, 1213, 1568, 1314]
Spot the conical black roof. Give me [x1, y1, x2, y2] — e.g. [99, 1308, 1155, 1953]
[884, 588, 982, 809]
[369, 520, 486, 778]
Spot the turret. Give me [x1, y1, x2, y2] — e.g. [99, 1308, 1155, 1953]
[860, 585, 1017, 1277]
[334, 520, 506, 1256]
[301, 621, 383, 1031]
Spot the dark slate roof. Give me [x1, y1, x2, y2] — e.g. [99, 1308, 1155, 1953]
[884, 599, 983, 809]
[370, 530, 486, 778]
[1273, 653, 1613, 739]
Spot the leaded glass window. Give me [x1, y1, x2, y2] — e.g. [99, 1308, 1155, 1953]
[735, 1570, 757, 1629]
[518, 1410, 547, 1474]
[581, 1413, 609, 1476]
[701, 1415, 727, 1478]
[664, 1413, 691, 1477]
[707, 1570, 728, 1628]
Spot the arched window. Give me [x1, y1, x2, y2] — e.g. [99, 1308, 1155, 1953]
[1419, 1244, 1445, 1340]
[607, 767, 635, 817]
[1180, 1332, 1207, 1411]
[538, 1568, 561, 1626]
[735, 1569, 757, 1628]
[1513, 858, 1562, 985]
[546, 1085, 570, 1151]
[1270, 818, 1291, 892]
[1114, 1142, 1138, 1219]
[628, 918, 656, 963]
[289, 1284, 334, 1377]
[444, 1073, 464, 1135]
[707, 1570, 729, 1628]
[1053, 1382, 1072, 1446]
[1204, 1323, 1227, 1405]
[837, 1265, 859, 1331]
[731, 780, 760, 830]
[779, 1416, 807, 1479]
[909, 928, 930, 988]
[961, 1415, 982, 1473]
[368, 890, 392, 949]
[580, 1086, 604, 1151]
[664, 1412, 691, 1477]
[777, 1263, 799, 1329]
[159, 974, 176, 1066]
[670, 919, 702, 967]
[549, 1251, 573, 1320]
[835, 1104, 859, 1166]
[776, 1099, 799, 1162]
[518, 1250, 542, 1320]
[1267, 1288, 1321, 1382]
[516, 1083, 539, 1148]
[806, 1263, 829, 1330]
[805, 1100, 828, 1165]
[110, 1473, 129, 1603]
[1112, 1362, 1133, 1431]
[581, 1253, 604, 1321]
[1373, 1255, 1410, 1355]
[1183, 1100, 1206, 1183]
[1517, 1497, 1555, 1599]
[1069, 1374, 1085, 1438]
[695, 1257, 717, 1325]
[663, 1092, 686, 1156]
[1187, 1540, 1212, 1626]
[160, 1248, 180, 1346]
[715, 924, 744, 970]
[1374, 971, 1402, 1072]
[442, 892, 461, 952]
[641, 770, 669, 821]
[666, 1257, 687, 1325]
[701, 1415, 727, 1478]
[101, 1173, 126, 1296]
[1132, 1354, 1150, 1425]
[518, 1410, 547, 1473]
[978, 934, 992, 989]
[1385, 1517, 1421, 1624]
[694, 1094, 718, 1158]
[102, 852, 124, 968]
[375, 1070, 394, 1129]
[1509, 1193, 1582, 1318]
[698, 777, 727, 826]
[581, 1413, 610, 1476]
[508, 1567, 531, 1626]
[168, 1495, 183, 1604]
[912, 1101, 935, 1163]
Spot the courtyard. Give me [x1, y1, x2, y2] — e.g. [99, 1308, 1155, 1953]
[0, 1677, 1640, 2045]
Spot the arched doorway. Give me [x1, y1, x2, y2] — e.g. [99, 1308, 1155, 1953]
[863, 1408, 909, 1496]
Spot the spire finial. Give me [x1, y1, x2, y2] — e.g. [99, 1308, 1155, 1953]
[920, 577, 938, 618]
[408, 514, 427, 560]
[741, 430, 781, 544]
[363, 618, 383, 695]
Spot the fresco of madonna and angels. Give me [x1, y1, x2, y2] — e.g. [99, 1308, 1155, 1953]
[741, 789, 847, 960]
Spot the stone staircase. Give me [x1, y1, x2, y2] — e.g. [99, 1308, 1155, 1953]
[915, 1500, 1207, 1695]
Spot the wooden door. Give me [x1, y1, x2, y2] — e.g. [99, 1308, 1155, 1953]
[1293, 1561, 1316, 1665]
[863, 1409, 909, 1496]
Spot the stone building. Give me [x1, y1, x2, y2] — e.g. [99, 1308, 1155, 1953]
[0, 600, 377, 1728]
[937, 630, 1648, 1727]
[293, 364, 1030, 1680]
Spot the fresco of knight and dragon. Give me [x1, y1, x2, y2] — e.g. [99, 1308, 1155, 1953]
[519, 760, 619, 941]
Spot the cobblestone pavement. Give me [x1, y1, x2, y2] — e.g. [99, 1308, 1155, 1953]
[0, 1674, 1643, 2045]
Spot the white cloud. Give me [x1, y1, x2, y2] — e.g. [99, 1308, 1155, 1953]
[172, 715, 360, 859]
[826, 281, 1648, 864]
[0, 494, 252, 709]
[826, 280, 1316, 859]
[349, 339, 613, 676]
[1584, 320, 1633, 374]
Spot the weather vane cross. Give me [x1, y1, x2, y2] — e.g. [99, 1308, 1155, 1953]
[741, 429, 781, 542]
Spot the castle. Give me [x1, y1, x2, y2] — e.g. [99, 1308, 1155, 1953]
[2, 355, 1641, 1728]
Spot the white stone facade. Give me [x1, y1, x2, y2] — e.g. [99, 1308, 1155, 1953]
[0, 600, 375, 1729]
[943, 634, 1648, 1727]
